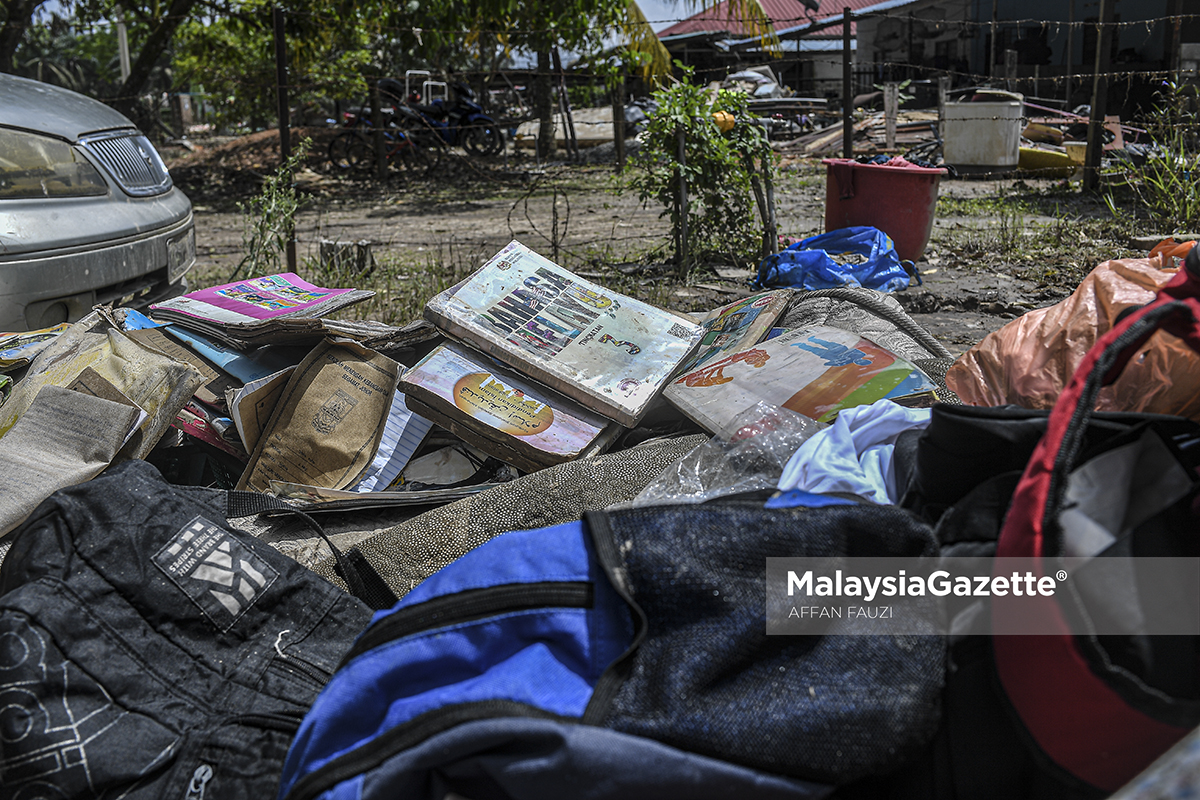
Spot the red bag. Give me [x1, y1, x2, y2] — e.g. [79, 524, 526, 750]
[992, 249, 1200, 792]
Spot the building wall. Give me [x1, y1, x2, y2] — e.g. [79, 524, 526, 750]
[853, 1, 972, 85]
[810, 51, 849, 96]
[857, 0, 1183, 81]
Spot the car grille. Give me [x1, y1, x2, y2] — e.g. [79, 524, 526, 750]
[80, 133, 172, 196]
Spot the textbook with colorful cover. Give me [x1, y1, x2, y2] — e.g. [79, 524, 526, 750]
[424, 241, 704, 427]
[664, 325, 937, 433]
[399, 342, 622, 473]
[149, 273, 374, 347]
[673, 289, 793, 376]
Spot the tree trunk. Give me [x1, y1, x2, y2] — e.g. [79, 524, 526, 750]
[535, 49, 556, 159]
[475, 37, 488, 112]
[0, 0, 43, 73]
[111, 0, 199, 118]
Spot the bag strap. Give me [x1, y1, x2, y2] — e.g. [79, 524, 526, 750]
[226, 490, 399, 611]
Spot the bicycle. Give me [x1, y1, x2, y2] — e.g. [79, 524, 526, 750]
[327, 124, 440, 177]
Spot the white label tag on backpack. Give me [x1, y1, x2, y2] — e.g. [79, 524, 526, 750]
[154, 516, 278, 631]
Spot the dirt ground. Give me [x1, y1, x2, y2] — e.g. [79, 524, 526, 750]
[170, 132, 1145, 357]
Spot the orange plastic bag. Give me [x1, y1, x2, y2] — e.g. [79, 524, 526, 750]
[945, 256, 1200, 420]
[1148, 237, 1197, 260]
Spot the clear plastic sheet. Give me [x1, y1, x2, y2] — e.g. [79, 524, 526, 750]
[630, 402, 825, 507]
[946, 256, 1200, 421]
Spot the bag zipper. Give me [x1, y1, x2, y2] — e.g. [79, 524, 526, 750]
[269, 649, 335, 689]
[183, 765, 213, 800]
[227, 710, 306, 733]
[287, 583, 595, 800]
[340, 581, 593, 667]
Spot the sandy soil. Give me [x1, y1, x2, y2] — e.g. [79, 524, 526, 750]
[171, 133, 1110, 357]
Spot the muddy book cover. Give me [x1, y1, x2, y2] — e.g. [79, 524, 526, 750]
[672, 289, 794, 377]
[424, 241, 703, 427]
[400, 342, 621, 473]
[665, 325, 936, 433]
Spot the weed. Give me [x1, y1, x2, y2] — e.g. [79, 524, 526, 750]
[994, 204, 1023, 256]
[231, 139, 311, 281]
[323, 239, 490, 326]
[1105, 81, 1200, 231]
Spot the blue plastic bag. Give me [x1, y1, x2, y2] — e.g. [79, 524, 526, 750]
[754, 226, 913, 293]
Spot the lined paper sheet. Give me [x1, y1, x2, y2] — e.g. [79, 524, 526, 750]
[350, 389, 434, 493]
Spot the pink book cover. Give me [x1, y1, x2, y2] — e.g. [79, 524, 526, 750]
[151, 274, 370, 325]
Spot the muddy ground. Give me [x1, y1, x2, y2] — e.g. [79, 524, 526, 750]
[170, 132, 1146, 357]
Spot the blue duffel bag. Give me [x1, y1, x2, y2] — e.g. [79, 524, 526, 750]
[276, 500, 944, 800]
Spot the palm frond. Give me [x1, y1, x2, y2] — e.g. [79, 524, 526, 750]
[623, 0, 673, 83]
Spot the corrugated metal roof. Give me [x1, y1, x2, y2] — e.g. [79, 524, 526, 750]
[771, 0, 918, 37]
[657, 0, 890, 38]
[657, 0, 813, 37]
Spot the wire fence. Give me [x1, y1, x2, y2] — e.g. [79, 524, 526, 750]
[7, 5, 1197, 104]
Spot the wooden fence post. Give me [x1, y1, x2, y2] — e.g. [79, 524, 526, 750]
[612, 68, 626, 171]
[884, 82, 899, 150]
[676, 126, 689, 278]
[272, 5, 296, 272]
[1083, 0, 1114, 192]
[842, 7, 853, 159]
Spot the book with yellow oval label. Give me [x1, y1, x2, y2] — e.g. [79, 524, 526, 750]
[400, 342, 622, 472]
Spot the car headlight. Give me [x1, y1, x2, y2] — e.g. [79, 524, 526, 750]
[0, 127, 108, 199]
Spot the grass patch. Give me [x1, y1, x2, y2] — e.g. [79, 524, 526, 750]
[321, 243, 485, 326]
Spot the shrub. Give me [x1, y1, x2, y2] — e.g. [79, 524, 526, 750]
[629, 71, 774, 273]
[232, 138, 311, 280]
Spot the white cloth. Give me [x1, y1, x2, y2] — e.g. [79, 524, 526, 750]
[777, 400, 932, 504]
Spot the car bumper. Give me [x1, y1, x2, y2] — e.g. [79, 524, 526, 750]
[0, 212, 195, 331]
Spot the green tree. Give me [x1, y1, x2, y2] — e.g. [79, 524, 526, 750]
[173, 0, 376, 132]
[5, 0, 199, 124]
[1, 0, 48, 73]
[7, 9, 120, 92]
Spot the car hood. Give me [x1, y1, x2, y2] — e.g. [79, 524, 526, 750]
[0, 74, 136, 141]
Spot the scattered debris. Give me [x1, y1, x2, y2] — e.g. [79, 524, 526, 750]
[0, 221, 1196, 799]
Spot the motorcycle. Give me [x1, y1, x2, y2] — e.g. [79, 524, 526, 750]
[378, 79, 505, 157]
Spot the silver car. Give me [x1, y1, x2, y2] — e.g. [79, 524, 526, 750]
[0, 74, 194, 331]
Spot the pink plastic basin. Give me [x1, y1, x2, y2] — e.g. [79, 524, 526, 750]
[822, 158, 947, 263]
